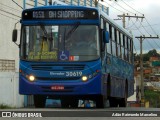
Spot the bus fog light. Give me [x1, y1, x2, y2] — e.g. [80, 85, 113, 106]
[28, 75, 35, 82]
[82, 76, 88, 82]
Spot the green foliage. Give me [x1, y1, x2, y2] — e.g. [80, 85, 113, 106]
[135, 49, 160, 62]
[145, 90, 160, 108]
[0, 104, 13, 109]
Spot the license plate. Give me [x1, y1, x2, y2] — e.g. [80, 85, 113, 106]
[51, 86, 64, 90]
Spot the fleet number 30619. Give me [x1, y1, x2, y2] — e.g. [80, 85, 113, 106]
[66, 72, 82, 77]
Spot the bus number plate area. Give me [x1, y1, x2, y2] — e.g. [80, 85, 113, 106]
[51, 86, 64, 90]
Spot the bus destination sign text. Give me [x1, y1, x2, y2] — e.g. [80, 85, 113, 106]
[22, 9, 98, 20]
[33, 11, 84, 19]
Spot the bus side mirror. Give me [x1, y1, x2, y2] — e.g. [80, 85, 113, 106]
[103, 31, 109, 43]
[12, 29, 17, 42]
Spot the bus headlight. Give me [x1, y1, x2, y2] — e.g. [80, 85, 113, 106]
[28, 75, 35, 82]
[82, 76, 88, 82]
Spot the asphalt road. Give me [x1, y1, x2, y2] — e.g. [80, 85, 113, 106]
[0, 107, 160, 120]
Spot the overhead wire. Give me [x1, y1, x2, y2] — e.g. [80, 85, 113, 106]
[0, 8, 20, 18]
[137, 19, 150, 36]
[131, 19, 143, 35]
[0, 12, 19, 21]
[126, 19, 137, 29]
[121, 0, 144, 15]
[130, 23, 160, 31]
[121, 0, 159, 37]
[114, 1, 135, 15]
[144, 18, 158, 35]
[137, 20, 159, 50]
[107, 0, 160, 54]
[103, 1, 125, 13]
[131, 19, 143, 54]
[0, 3, 21, 13]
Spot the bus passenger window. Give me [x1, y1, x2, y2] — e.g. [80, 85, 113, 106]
[106, 23, 109, 31]
[107, 41, 112, 54]
[112, 27, 115, 41]
[128, 38, 130, 50]
[126, 37, 129, 49]
[120, 33, 123, 46]
[124, 48, 127, 61]
[123, 35, 125, 48]
[112, 41, 116, 56]
[116, 30, 119, 44]
[109, 25, 112, 39]
[101, 17, 104, 29]
[121, 47, 124, 60]
[118, 31, 122, 58]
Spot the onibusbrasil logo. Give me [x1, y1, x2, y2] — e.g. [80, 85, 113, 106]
[1, 112, 42, 118]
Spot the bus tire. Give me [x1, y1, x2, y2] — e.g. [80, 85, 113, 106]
[119, 82, 128, 107]
[34, 95, 46, 108]
[61, 98, 78, 108]
[61, 98, 70, 108]
[119, 98, 127, 107]
[96, 95, 105, 108]
[70, 99, 79, 108]
[109, 97, 118, 107]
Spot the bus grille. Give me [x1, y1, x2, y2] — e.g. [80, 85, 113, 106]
[31, 64, 85, 71]
[36, 77, 80, 81]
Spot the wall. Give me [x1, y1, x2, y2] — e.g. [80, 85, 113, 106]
[0, 0, 23, 107]
[0, 0, 48, 108]
[0, 72, 24, 107]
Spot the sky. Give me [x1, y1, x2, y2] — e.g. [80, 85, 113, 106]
[99, 0, 160, 54]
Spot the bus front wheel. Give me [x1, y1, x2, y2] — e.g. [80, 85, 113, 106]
[61, 98, 78, 108]
[95, 95, 105, 108]
[34, 95, 46, 108]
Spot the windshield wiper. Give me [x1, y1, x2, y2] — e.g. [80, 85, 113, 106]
[39, 25, 48, 60]
[40, 25, 48, 38]
[65, 22, 80, 40]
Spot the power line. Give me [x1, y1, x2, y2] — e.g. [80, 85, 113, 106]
[126, 19, 137, 29]
[117, 14, 144, 28]
[0, 8, 21, 18]
[137, 19, 150, 36]
[12, 0, 23, 9]
[144, 18, 158, 35]
[0, 12, 19, 21]
[0, 3, 21, 13]
[131, 21, 160, 55]
[114, 1, 135, 15]
[120, 0, 158, 36]
[145, 39, 156, 48]
[121, 0, 144, 15]
[130, 23, 160, 30]
[104, 1, 124, 13]
[130, 19, 143, 35]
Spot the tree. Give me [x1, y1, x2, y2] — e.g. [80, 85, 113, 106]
[134, 49, 160, 62]
[148, 49, 160, 57]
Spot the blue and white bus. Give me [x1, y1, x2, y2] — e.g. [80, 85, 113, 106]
[12, 5, 134, 108]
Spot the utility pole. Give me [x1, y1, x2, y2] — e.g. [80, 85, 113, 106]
[117, 14, 145, 28]
[135, 36, 159, 107]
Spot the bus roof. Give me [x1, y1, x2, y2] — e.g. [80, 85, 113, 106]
[23, 5, 98, 11]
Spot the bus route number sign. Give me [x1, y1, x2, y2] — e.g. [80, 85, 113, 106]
[23, 9, 98, 20]
[33, 10, 84, 19]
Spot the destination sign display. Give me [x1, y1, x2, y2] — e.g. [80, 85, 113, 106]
[22, 9, 98, 20]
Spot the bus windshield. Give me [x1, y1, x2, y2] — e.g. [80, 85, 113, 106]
[20, 25, 100, 62]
